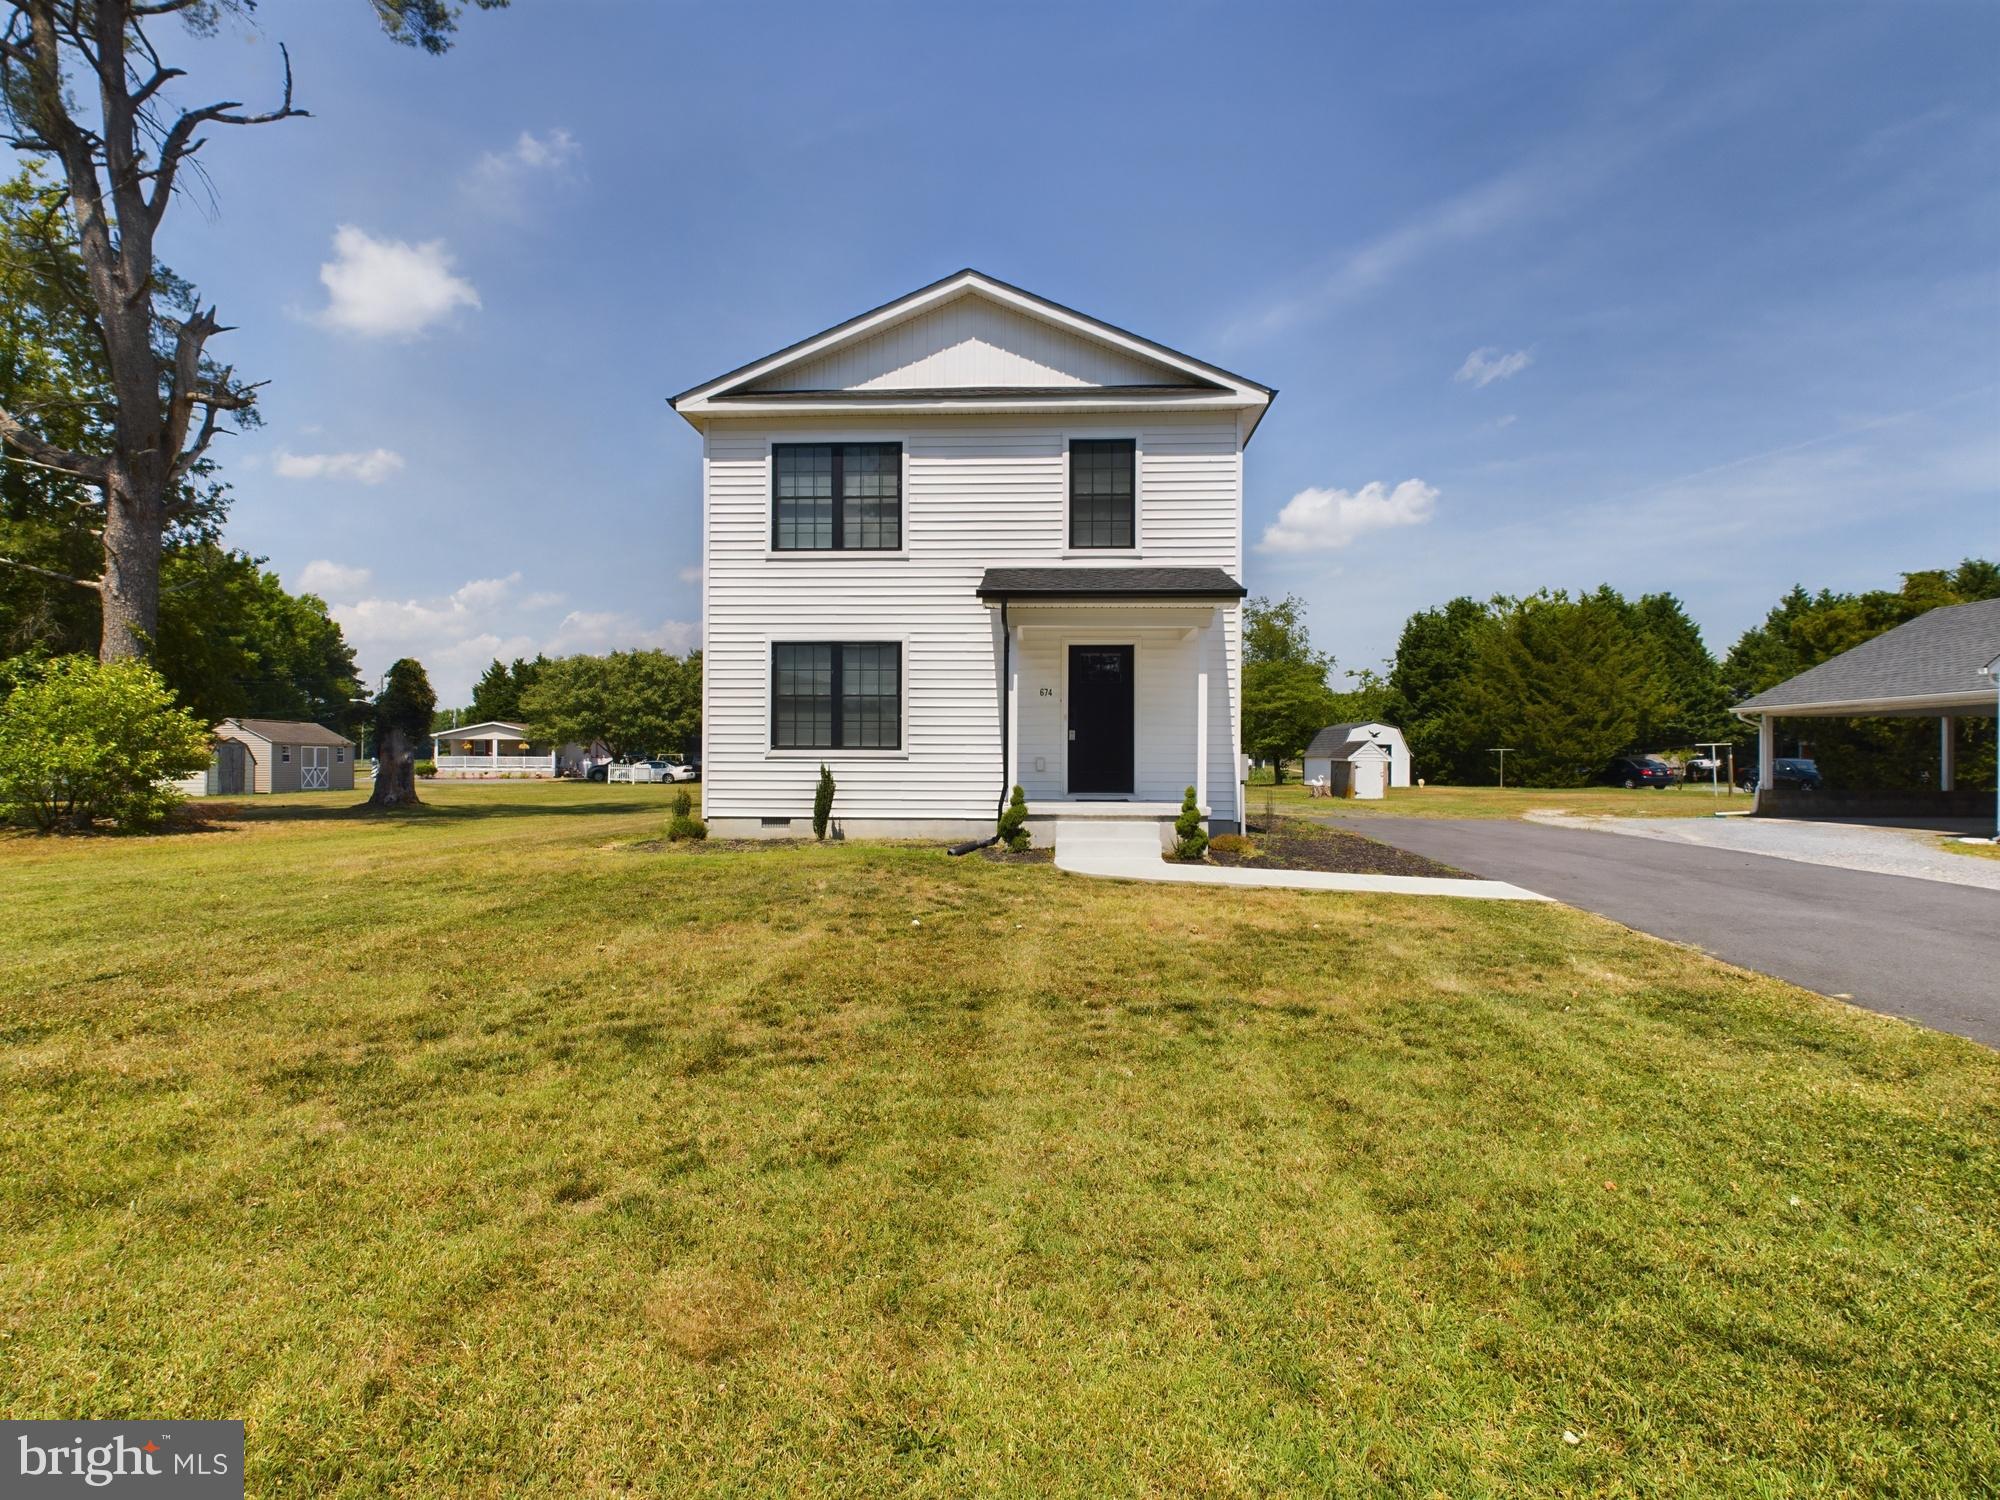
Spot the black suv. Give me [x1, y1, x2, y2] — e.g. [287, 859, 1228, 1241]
[1604, 755, 1679, 789]
[1739, 758, 1823, 793]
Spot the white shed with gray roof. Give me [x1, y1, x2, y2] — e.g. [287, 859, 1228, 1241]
[1303, 721, 1411, 788]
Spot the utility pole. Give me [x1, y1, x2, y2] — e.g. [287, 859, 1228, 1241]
[1490, 747, 1516, 789]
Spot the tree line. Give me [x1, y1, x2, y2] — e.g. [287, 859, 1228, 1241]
[452, 649, 703, 762]
[1246, 559, 1997, 788]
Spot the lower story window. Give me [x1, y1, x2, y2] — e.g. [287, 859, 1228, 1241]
[772, 642, 901, 750]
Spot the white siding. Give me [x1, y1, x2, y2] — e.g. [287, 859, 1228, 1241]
[747, 293, 1193, 393]
[702, 411, 1246, 828]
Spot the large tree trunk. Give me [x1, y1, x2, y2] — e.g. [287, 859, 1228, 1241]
[368, 726, 424, 809]
[98, 480, 162, 659]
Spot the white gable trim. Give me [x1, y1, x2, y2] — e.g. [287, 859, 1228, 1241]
[672, 270, 1273, 423]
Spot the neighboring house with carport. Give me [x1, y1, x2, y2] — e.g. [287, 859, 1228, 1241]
[1303, 721, 1412, 789]
[1733, 596, 1999, 823]
[207, 718, 356, 794]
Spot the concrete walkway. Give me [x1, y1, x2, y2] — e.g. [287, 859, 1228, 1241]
[1052, 818, 1547, 901]
[1528, 812, 2000, 892]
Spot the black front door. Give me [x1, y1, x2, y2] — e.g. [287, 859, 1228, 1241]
[1068, 645, 1134, 794]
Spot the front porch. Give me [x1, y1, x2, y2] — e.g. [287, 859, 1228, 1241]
[430, 719, 556, 778]
[981, 568, 1246, 835]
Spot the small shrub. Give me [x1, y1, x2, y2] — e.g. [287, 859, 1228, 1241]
[0, 655, 211, 832]
[414, 759, 438, 779]
[1173, 785, 1208, 861]
[813, 763, 835, 841]
[997, 783, 1030, 851]
[1208, 832, 1256, 859]
[671, 788, 693, 819]
[667, 814, 708, 842]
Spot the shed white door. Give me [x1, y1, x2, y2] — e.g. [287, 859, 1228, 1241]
[301, 745, 330, 789]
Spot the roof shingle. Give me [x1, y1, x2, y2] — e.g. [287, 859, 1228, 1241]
[1734, 598, 2000, 714]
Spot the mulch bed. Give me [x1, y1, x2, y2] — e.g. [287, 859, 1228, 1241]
[977, 844, 1055, 865]
[1208, 817, 1478, 879]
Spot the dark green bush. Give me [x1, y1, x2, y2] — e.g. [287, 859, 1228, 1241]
[414, 759, 437, 779]
[671, 787, 693, 819]
[1173, 785, 1208, 861]
[813, 764, 834, 841]
[997, 783, 1030, 851]
[0, 655, 211, 831]
[667, 814, 708, 842]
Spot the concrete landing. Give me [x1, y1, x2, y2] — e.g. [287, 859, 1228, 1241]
[1051, 816, 1546, 901]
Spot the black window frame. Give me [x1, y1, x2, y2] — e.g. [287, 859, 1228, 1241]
[771, 442, 904, 551]
[770, 641, 903, 751]
[1067, 437, 1137, 550]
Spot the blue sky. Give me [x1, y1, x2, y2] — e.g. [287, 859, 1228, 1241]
[129, 1, 2000, 701]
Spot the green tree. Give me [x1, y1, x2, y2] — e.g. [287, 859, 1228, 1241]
[152, 546, 361, 727]
[0, 654, 209, 830]
[1454, 591, 1667, 786]
[1242, 594, 1335, 782]
[519, 649, 702, 760]
[369, 658, 436, 809]
[1387, 596, 1485, 783]
[469, 654, 548, 724]
[0, 0, 501, 660]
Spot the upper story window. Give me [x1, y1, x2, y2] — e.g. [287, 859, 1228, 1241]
[1069, 438, 1135, 549]
[773, 443, 902, 550]
[771, 642, 901, 750]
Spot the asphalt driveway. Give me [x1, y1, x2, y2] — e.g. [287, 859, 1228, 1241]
[1332, 816, 2000, 1048]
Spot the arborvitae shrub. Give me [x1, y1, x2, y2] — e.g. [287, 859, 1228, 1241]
[667, 814, 708, 841]
[1174, 785, 1208, 861]
[671, 787, 693, 819]
[813, 764, 835, 841]
[997, 784, 1030, 851]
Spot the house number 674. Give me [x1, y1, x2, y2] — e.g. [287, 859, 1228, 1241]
[1039, 687, 1054, 696]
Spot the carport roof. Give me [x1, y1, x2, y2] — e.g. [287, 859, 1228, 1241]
[1734, 597, 2000, 717]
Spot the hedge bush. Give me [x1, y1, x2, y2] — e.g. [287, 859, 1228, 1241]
[0, 655, 211, 832]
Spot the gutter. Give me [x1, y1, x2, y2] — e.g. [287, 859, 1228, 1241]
[948, 599, 1009, 856]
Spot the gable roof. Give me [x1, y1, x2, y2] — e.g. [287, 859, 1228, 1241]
[1321, 738, 1390, 761]
[1304, 722, 1403, 759]
[436, 720, 533, 738]
[221, 717, 354, 748]
[1734, 598, 2000, 717]
[672, 269, 1274, 437]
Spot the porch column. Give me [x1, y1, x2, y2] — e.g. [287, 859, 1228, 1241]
[1757, 715, 1775, 802]
[1195, 661, 1210, 815]
[489, 734, 499, 771]
[1940, 716, 1956, 792]
[1005, 622, 1020, 798]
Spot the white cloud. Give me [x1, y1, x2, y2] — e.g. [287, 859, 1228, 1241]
[677, 565, 703, 584]
[315, 225, 480, 338]
[549, 610, 699, 656]
[296, 560, 374, 596]
[312, 567, 698, 702]
[1257, 479, 1439, 554]
[1455, 347, 1533, 388]
[463, 128, 581, 218]
[274, 447, 406, 484]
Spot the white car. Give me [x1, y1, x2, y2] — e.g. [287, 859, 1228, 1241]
[607, 759, 695, 784]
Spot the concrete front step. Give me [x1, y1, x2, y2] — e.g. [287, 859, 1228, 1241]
[1046, 813, 1177, 856]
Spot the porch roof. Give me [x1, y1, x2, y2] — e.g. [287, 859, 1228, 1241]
[976, 566, 1247, 602]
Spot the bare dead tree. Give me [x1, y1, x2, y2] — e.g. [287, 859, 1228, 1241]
[0, 0, 501, 661]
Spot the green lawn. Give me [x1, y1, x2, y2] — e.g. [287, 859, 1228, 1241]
[2, 782, 1995, 1496]
[1251, 780, 1752, 820]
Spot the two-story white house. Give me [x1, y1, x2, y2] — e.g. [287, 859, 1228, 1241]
[671, 270, 1273, 845]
